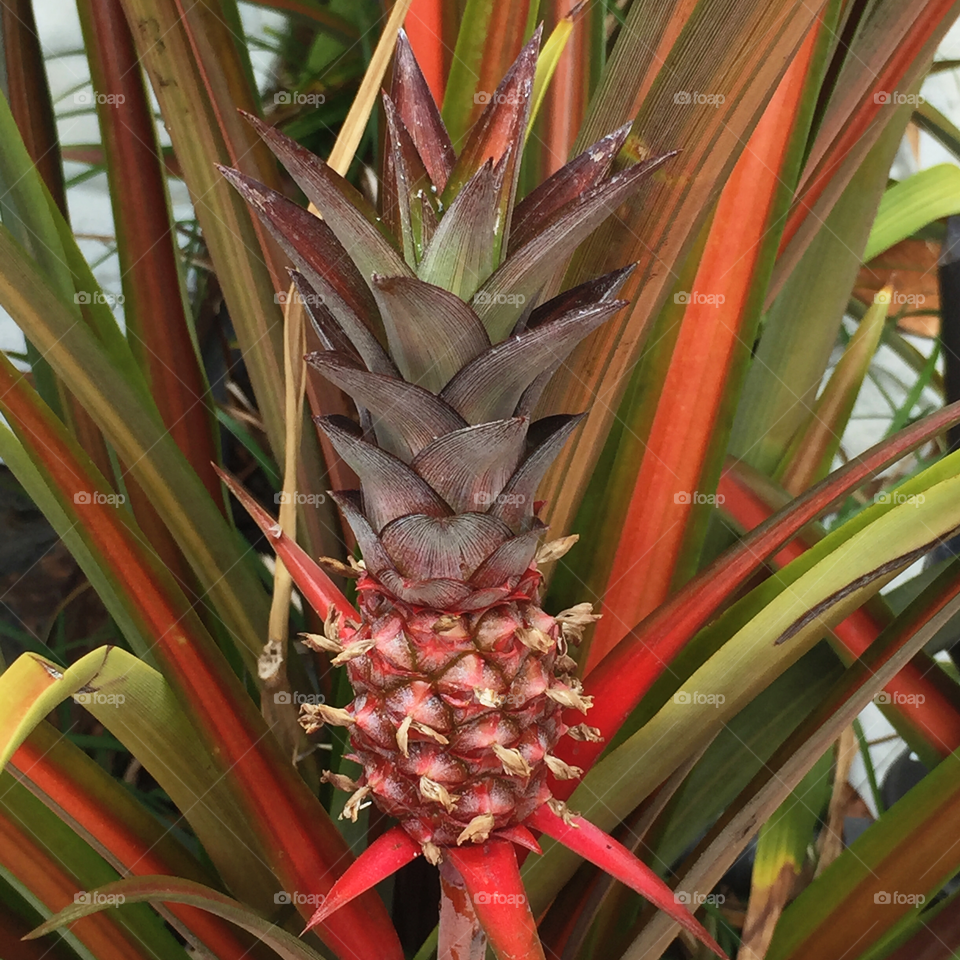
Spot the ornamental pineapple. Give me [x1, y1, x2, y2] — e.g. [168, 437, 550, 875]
[221, 29, 670, 858]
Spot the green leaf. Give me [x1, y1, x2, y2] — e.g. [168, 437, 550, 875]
[27, 877, 326, 960]
[864, 164, 960, 262]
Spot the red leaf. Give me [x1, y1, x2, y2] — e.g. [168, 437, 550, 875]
[305, 827, 421, 932]
[446, 841, 545, 960]
[554, 400, 960, 786]
[527, 805, 727, 959]
[214, 466, 358, 622]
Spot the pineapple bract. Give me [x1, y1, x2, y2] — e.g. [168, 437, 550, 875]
[223, 31, 671, 855]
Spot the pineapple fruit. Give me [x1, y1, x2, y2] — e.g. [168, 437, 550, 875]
[220, 27, 724, 959]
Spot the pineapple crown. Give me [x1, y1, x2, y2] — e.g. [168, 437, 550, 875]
[220, 29, 672, 609]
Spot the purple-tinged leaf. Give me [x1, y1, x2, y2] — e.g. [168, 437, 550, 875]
[446, 841, 546, 960]
[329, 491, 395, 578]
[216, 468, 358, 622]
[475, 153, 676, 341]
[290, 271, 366, 364]
[379, 513, 513, 580]
[527, 805, 727, 959]
[391, 30, 455, 191]
[242, 112, 411, 284]
[441, 302, 625, 424]
[306, 352, 466, 460]
[305, 826, 421, 932]
[370, 275, 490, 393]
[443, 28, 541, 261]
[411, 417, 528, 513]
[492, 415, 585, 530]
[418, 159, 500, 301]
[470, 526, 544, 587]
[382, 94, 439, 264]
[219, 166, 394, 375]
[318, 416, 452, 530]
[508, 125, 632, 254]
[527, 265, 636, 328]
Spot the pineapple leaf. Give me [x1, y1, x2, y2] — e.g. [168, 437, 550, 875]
[382, 93, 440, 265]
[219, 166, 393, 373]
[392, 29, 455, 191]
[474, 152, 676, 341]
[446, 841, 546, 960]
[469, 525, 545, 587]
[440, 300, 626, 424]
[379, 512, 513, 580]
[491, 414, 585, 530]
[304, 827, 421, 932]
[527, 805, 727, 959]
[442, 27, 541, 262]
[305, 352, 466, 460]
[370, 275, 491, 393]
[508, 124, 631, 254]
[410, 417, 529, 513]
[243, 111, 412, 285]
[417, 158, 499, 301]
[318, 416, 453, 530]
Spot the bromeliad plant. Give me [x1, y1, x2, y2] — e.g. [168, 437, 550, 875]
[214, 31, 725, 956]
[5, 1, 960, 960]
